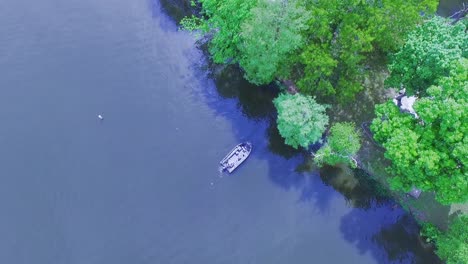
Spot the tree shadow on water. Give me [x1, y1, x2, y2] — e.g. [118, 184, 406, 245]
[148, 0, 185, 33]
[266, 118, 299, 160]
[312, 164, 442, 263]
[319, 165, 391, 209]
[156, 0, 195, 25]
[211, 64, 279, 121]
[340, 206, 441, 264]
[261, 151, 338, 213]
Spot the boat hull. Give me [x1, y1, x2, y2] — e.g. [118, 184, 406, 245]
[220, 142, 252, 173]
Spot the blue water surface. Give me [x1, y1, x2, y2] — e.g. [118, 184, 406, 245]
[0, 0, 440, 263]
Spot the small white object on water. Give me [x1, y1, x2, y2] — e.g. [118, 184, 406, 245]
[98, 114, 103, 120]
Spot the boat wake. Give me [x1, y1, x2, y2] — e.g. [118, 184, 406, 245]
[209, 167, 227, 188]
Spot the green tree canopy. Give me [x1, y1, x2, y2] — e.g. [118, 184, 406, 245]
[274, 93, 329, 149]
[191, 0, 259, 64]
[183, 0, 437, 102]
[238, 0, 309, 85]
[314, 122, 362, 168]
[368, 0, 439, 52]
[371, 60, 468, 204]
[385, 16, 468, 95]
[296, 0, 438, 101]
[436, 215, 468, 264]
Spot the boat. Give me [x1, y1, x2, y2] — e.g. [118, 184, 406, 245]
[220, 142, 252, 173]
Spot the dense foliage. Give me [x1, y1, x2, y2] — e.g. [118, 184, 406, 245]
[183, 0, 438, 102]
[436, 215, 468, 264]
[296, 0, 438, 101]
[238, 0, 309, 84]
[314, 122, 361, 168]
[371, 60, 468, 204]
[385, 17, 468, 95]
[190, 0, 258, 63]
[273, 93, 328, 149]
[422, 215, 468, 264]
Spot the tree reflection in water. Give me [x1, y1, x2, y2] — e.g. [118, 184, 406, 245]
[340, 206, 441, 263]
[319, 164, 441, 263]
[319, 164, 390, 209]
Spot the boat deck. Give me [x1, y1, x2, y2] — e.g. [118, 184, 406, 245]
[220, 142, 252, 173]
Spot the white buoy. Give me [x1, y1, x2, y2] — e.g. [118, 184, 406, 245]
[98, 114, 103, 120]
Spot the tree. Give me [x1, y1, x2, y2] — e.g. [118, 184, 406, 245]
[296, 0, 438, 101]
[385, 16, 467, 95]
[183, 0, 437, 100]
[274, 93, 328, 149]
[367, 0, 439, 52]
[238, 0, 309, 85]
[314, 122, 362, 168]
[190, 0, 259, 64]
[436, 215, 468, 264]
[371, 60, 468, 204]
[296, 1, 372, 100]
[182, 0, 309, 85]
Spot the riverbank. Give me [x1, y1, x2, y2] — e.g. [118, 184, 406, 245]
[162, 0, 466, 262]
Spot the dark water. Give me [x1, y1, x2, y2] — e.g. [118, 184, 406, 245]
[0, 0, 442, 263]
[438, 0, 466, 16]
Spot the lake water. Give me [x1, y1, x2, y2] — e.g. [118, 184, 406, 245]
[0, 0, 441, 263]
